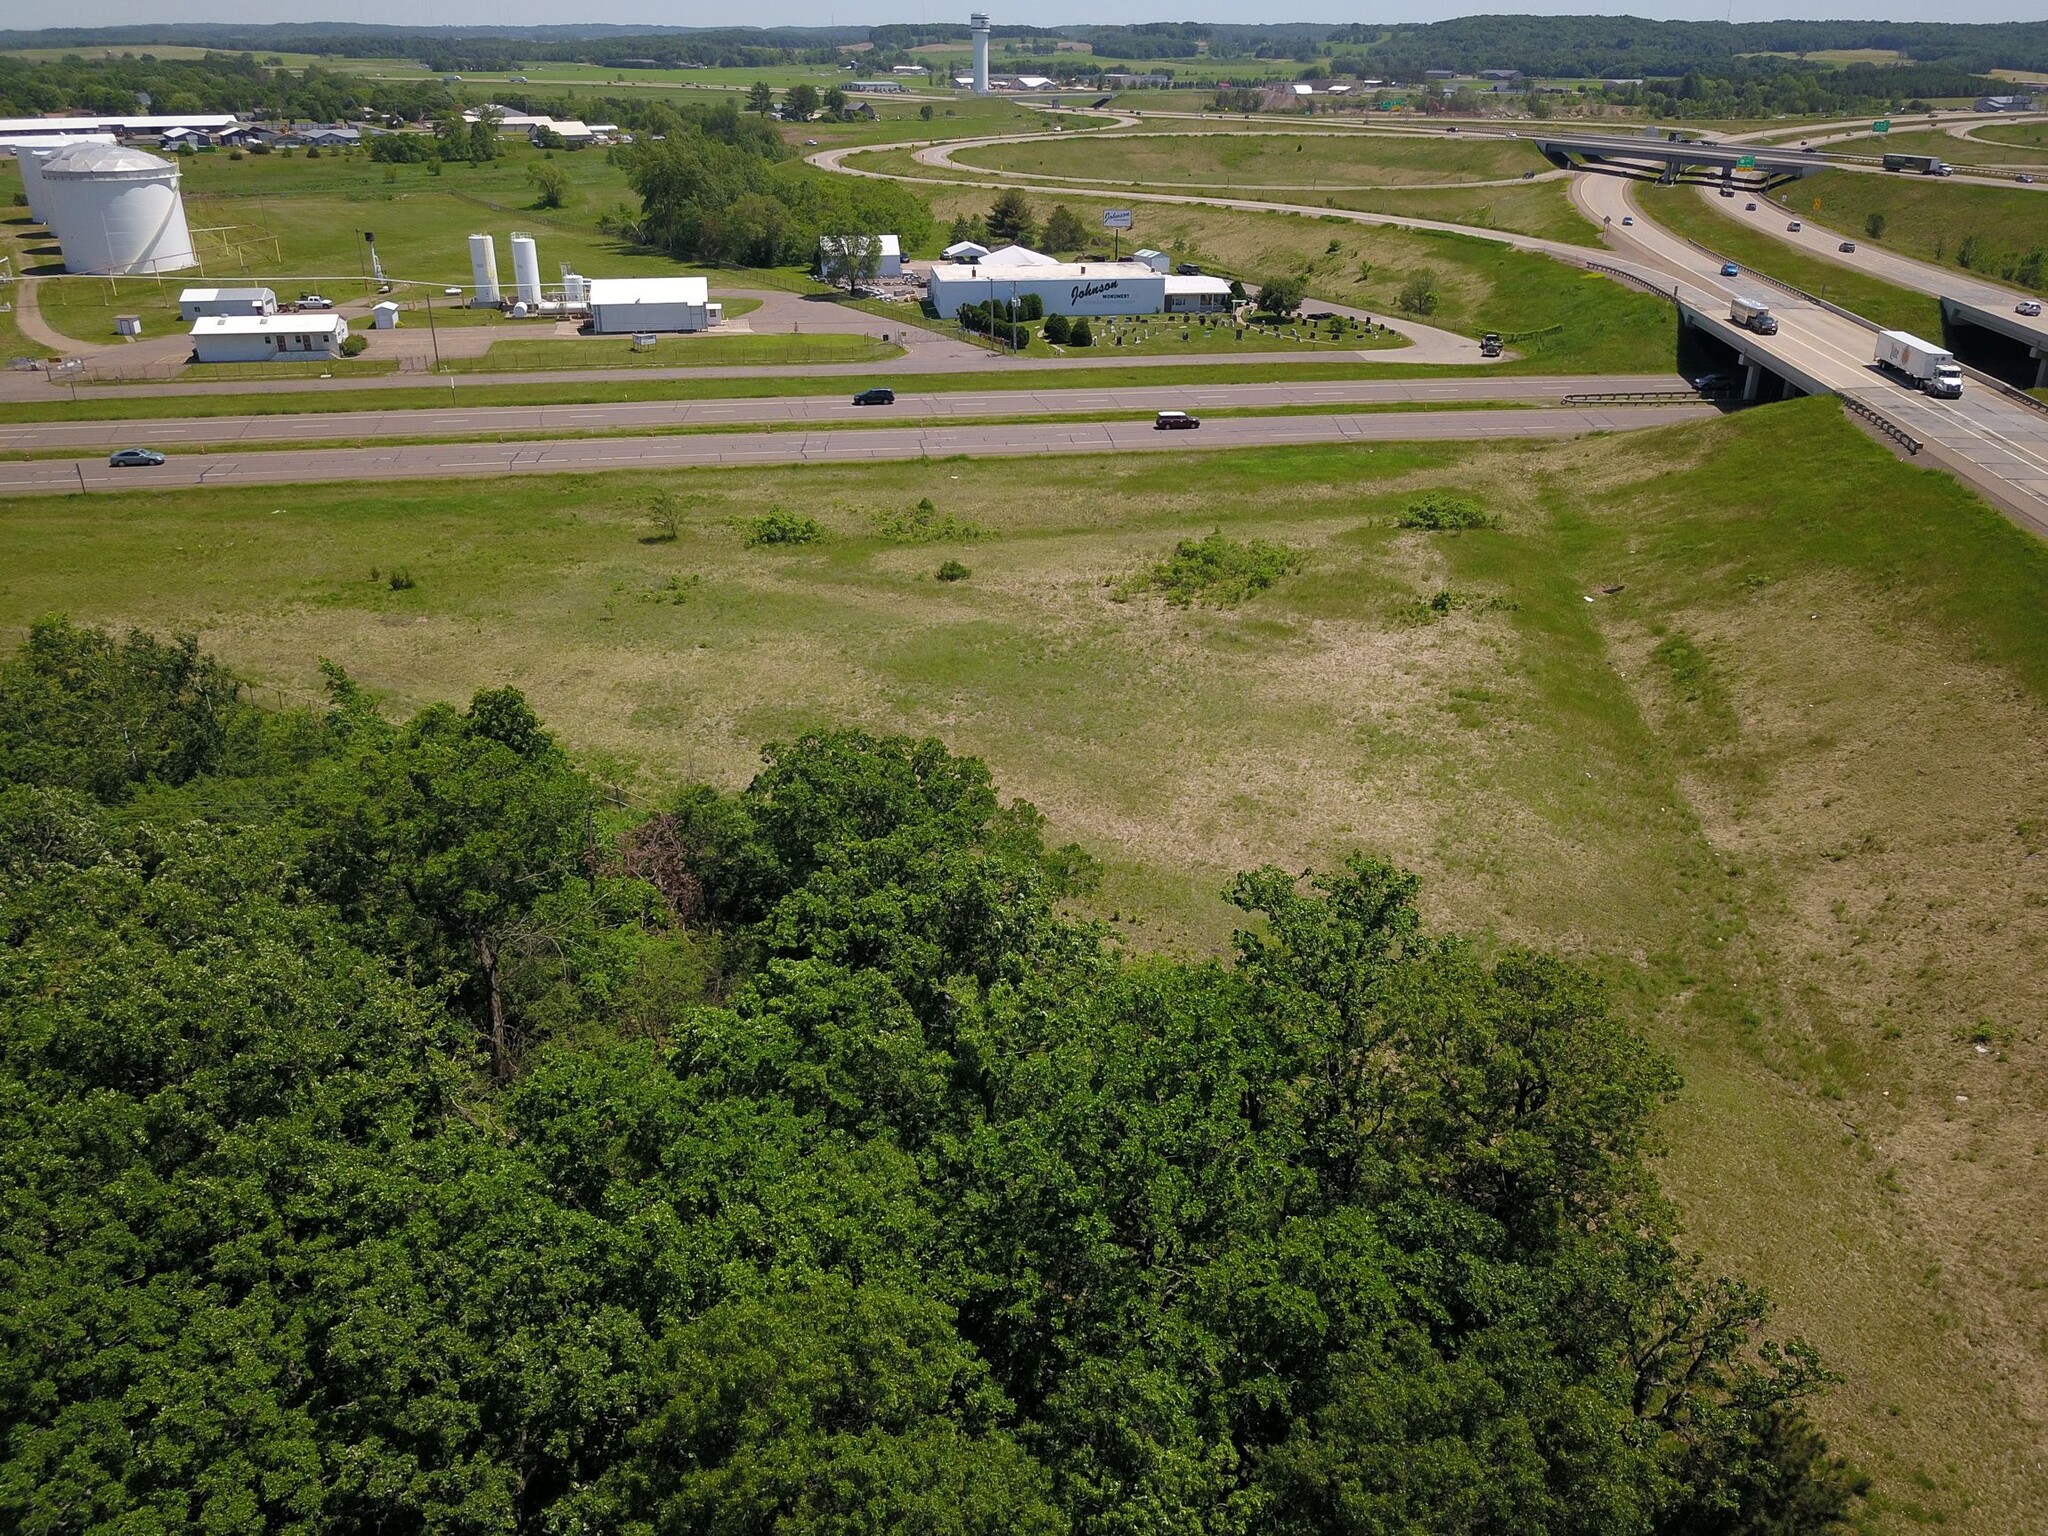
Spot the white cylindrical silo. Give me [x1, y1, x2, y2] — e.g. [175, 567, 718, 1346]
[510, 231, 541, 305]
[38, 142, 197, 275]
[4, 135, 116, 227]
[468, 233, 501, 305]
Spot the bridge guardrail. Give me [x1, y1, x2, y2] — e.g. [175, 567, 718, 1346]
[1561, 389, 1720, 404]
[1956, 362, 2048, 419]
[1841, 396, 1922, 454]
[1670, 232, 1881, 332]
[1583, 260, 1677, 302]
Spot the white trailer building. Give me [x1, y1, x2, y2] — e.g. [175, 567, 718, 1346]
[586, 277, 719, 333]
[819, 234, 903, 281]
[189, 313, 349, 363]
[927, 257, 1232, 318]
[178, 286, 278, 321]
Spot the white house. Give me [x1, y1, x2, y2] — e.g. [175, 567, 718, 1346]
[819, 234, 903, 282]
[189, 313, 349, 362]
[178, 286, 278, 321]
[586, 276, 719, 333]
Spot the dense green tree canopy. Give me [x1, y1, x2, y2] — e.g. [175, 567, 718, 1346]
[0, 623, 1866, 1535]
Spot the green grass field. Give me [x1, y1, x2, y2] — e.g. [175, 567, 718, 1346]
[3, 400, 2045, 1534]
[1861, 126, 2048, 168]
[1790, 171, 2048, 293]
[1974, 120, 2048, 156]
[953, 130, 1556, 188]
[448, 333, 899, 371]
[1642, 185, 1946, 334]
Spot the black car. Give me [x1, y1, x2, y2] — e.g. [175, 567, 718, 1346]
[852, 388, 895, 406]
[1154, 410, 1200, 430]
[1692, 373, 1737, 394]
[108, 448, 167, 468]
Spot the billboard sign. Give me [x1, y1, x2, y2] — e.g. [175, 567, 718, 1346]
[1102, 208, 1134, 229]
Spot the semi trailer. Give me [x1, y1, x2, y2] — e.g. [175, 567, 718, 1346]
[1873, 330, 1964, 398]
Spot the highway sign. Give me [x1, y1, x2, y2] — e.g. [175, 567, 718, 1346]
[1874, 119, 1891, 133]
[1737, 155, 1755, 169]
[1102, 209, 1134, 230]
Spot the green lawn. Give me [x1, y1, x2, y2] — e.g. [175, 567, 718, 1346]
[448, 333, 900, 371]
[4, 400, 2046, 1535]
[1640, 185, 1946, 334]
[845, 298, 1409, 359]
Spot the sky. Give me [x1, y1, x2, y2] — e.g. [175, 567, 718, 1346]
[25, 3, 2048, 28]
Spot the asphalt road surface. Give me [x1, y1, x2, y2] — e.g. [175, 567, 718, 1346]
[7, 375, 1691, 455]
[0, 406, 1717, 497]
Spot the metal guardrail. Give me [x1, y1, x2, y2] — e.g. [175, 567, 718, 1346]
[1584, 260, 1677, 302]
[1956, 360, 2048, 419]
[1841, 395, 1923, 454]
[1672, 230, 1884, 333]
[1561, 388, 1720, 404]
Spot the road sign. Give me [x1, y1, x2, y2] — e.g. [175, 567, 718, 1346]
[1813, 197, 1822, 211]
[1874, 119, 1891, 133]
[1102, 209, 1134, 230]
[1736, 154, 1755, 169]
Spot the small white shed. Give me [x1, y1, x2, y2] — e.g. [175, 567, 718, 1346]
[371, 301, 400, 329]
[178, 286, 279, 321]
[1133, 248, 1170, 273]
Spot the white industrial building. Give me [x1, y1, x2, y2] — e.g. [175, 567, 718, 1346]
[37, 142, 196, 275]
[188, 313, 349, 363]
[0, 113, 240, 140]
[849, 80, 907, 94]
[178, 286, 278, 321]
[586, 277, 720, 333]
[819, 234, 903, 281]
[927, 254, 1232, 318]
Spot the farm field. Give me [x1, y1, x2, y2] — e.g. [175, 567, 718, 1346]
[3, 400, 2044, 1533]
[1642, 184, 1947, 336]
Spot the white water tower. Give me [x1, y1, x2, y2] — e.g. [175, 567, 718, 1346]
[971, 12, 991, 95]
[468, 232, 501, 305]
[38, 142, 197, 275]
[510, 231, 542, 305]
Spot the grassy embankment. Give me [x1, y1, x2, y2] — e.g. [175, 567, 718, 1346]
[1858, 127, 2048, 168]
[1640, 183, 1945, 334]
[848, 141, 1598, 246]
[1788, 170, 2048, 293]
[444, 334, 899, 372]
[2, 399, 2044, 1533]
[955, 130, 1554, 188]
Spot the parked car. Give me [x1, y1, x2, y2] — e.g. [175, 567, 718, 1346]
[1787, 220, 1802, 232]
[2019, 301, 2044, 317]
[1479, 331, 1504, 358]
[297, 294, 334, 310]
[1839, 241, 1856, 252]
[1721, 262, 1741, 277]
[1154, 410, 1200, 430]
[1175, 263, 1203, 276]
[852, 388, 895, 406]
[108, 448, 166, 468]
[803, 138, 819, 146]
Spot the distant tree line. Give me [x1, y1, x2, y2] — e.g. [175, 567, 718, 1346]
[0, 618, 1872, 1535]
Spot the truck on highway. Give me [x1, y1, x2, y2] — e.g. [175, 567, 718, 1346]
[1882, 152, 1951, 176]
[1728, 294, 1778, 335]
[1872, 330, 1964, 398]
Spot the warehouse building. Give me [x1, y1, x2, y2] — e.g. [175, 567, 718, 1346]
[178, 286, 278, 321]
[188, 313, 349, 363]
[927, 254, 1232, 317]
[819, 234, 903, 280]
[586, 276, 721, 333]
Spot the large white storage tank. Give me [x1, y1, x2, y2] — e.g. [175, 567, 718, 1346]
[3, 135, 116, 227]
[468, 233, 501, 305]
[509, 232, 542, 305]
[38, 142, 197, 275]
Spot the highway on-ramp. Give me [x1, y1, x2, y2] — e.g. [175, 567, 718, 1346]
[2, 375, 1691, 456]
[0, 406, 1717, 498]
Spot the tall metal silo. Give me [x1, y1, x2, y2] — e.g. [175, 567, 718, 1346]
[468, 233, 501, 305]
[38, 142, 198, 275]
[510, 232, 542, 305]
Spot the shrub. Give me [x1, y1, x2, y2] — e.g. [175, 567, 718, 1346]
[1398, 272, 1440, 315]
[338, 335, 368, 357]
[1864, 211, 1886, 240]
[1043, 314, 1072, 345]
[1017, 292, 1045, 322]
[387, 568, 415, 590]
[1255, 274, 1307, 316]
[877, 497, 984, 544]
[1068, 318, 1093, 347]
[743, 510, 824, 547]
[1117, 530, 1306, 607]
[936, 560, 970, 582]
[1398, 492, 1492, 530]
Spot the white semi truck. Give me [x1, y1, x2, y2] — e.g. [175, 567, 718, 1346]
[1873, 330, 1963, 398]
[1729, 294, 1777, 335]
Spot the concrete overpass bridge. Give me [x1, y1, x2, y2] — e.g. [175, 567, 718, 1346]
[1941, 295, 2048, 389]
[1533, 131, 1830, 183]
